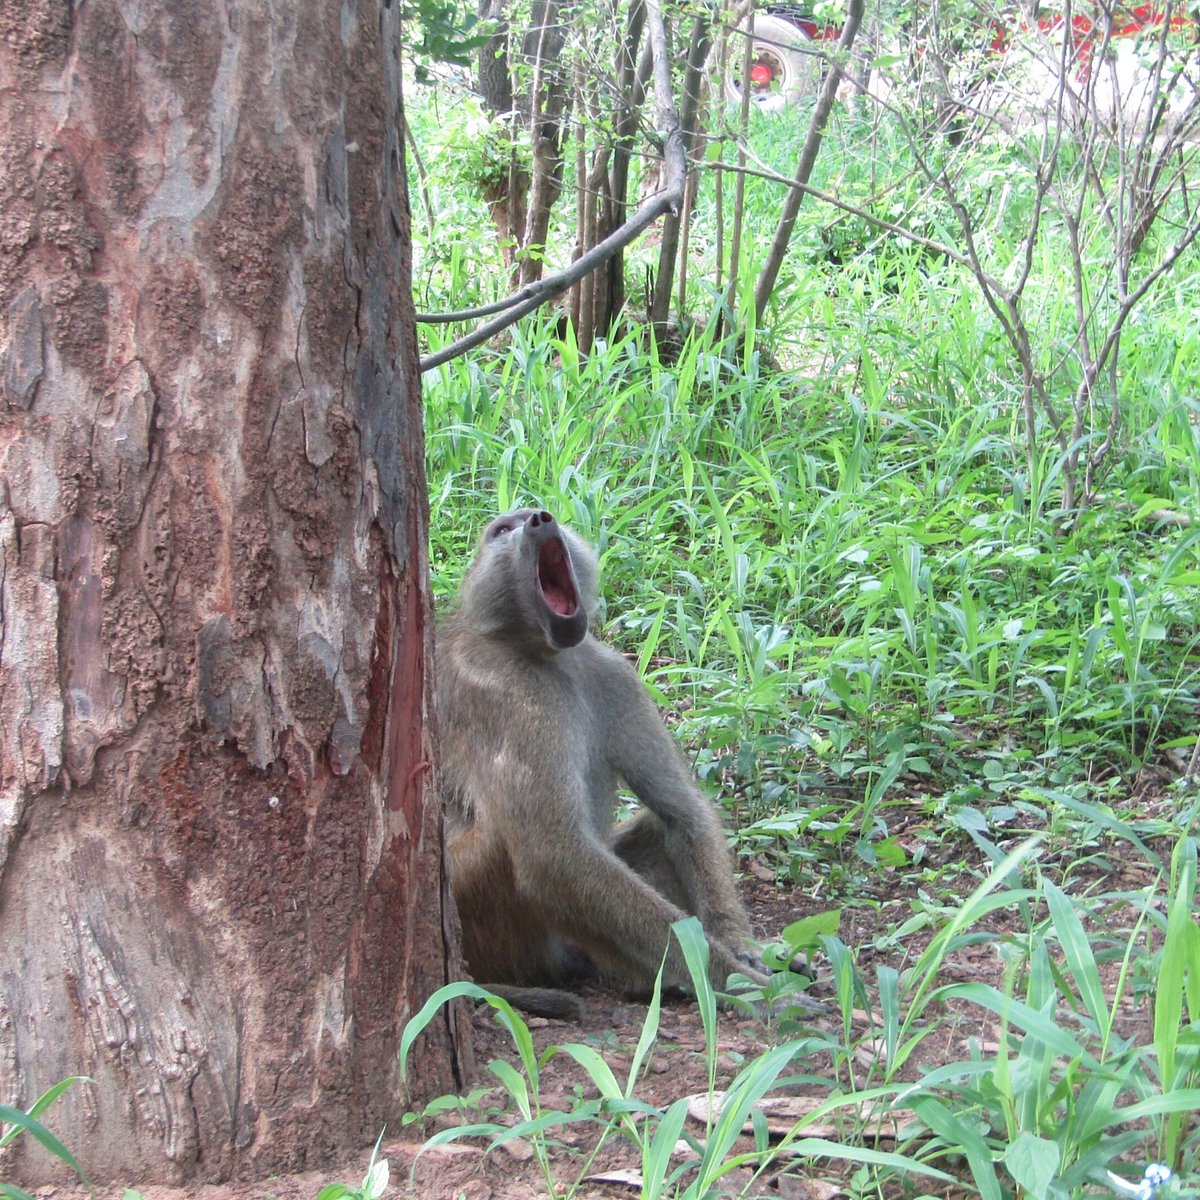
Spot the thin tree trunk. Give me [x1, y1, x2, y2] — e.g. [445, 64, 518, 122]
[720, 10, 755, 338]
[578, 149, 599, 353]
[602, 1, 649, 330]
[518, 0, 570, 288]
[569, 122, 587, 330]
[676, 156, 701, 316]
[650, 12, 713, 334]
[477, 0, 530, 278]
[753, 0, 864, 322]
[0, 0, 470, 1185]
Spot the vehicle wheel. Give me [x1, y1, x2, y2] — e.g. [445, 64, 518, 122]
[726, 13, 818, 108]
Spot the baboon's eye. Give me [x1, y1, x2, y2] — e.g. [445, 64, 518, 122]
[487, 520, 516, 540]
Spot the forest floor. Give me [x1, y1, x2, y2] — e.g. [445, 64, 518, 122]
[27, 788, 1172, 1200]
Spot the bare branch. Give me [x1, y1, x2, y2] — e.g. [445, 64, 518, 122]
[708, 160, 982, 276]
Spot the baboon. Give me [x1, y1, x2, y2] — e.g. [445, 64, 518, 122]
[437, 508, 768, 1018]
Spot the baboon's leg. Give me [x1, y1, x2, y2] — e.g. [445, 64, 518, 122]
[450, 824, 566, 986]
[451, 826, 591, 1019]
[512, 835, 753, 993]
[612, 809, 691, 911]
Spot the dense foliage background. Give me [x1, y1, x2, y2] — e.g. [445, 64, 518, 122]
[408, 2, 1200, 865]
[399, 4, 1200, 1193]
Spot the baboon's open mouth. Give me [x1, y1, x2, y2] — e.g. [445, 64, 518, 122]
[537, 536, 579, 617]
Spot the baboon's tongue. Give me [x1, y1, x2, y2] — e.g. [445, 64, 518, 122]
[538, 537, 579, 616]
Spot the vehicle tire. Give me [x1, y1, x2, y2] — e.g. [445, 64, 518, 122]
[725, 13, 819, 108]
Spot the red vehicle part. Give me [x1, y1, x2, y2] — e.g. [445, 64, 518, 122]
[991, 4, 1195, 59]
[727, 12, 825, 104]
[730, 4, 1196, 106]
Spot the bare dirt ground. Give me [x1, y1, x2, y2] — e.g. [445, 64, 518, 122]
[27, 794, 1174, 1200]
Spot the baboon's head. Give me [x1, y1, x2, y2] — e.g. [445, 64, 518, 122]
[459, 509, 598, 652]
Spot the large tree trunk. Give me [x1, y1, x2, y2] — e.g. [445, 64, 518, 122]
[0, 0, 471, 1186]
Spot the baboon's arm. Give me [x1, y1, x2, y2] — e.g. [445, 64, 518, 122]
[596, 656, 756, 954]
[624, 750, 754, 949]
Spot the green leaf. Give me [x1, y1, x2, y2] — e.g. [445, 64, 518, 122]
[693, 1040, 813, 1190]
[627, 957, 667, 1092]
[487, 1059, 532, 1119]
[400, 981, 539, 1094]
[778, 1135, 957, 1182]
[910, 1095, 1002, 1200]
[672, 918, 718, 1082]
[419, 1120, 509, 1152]
[873, 836, 908, 868]
[362, 1136, 389, 1200]
[781, 911, 841, 949]
[553, 1043, 623, 1101]
[1110, 1088, 1200, 1122]
[1003, 1131, 1061, 1200]
[642, 1097, 691, 1200]
[24, 1077, 90, 1124]
[0, 1104, 89, 1183]
[936, 983, 1093, 1064]
[1155, 836, 1198, 1096]
[1044, 880, 1109, 1040]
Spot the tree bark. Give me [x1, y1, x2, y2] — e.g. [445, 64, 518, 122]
[0, 0, 470, 1186]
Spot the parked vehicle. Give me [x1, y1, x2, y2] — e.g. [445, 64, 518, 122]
[725, 6, 838, 107]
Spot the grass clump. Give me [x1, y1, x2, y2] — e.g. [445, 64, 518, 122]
[0, 1077, 91, 1200]
[400, 825, 1200, 1197]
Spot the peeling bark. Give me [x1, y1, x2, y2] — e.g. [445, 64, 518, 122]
[0, 0, 470, 1185]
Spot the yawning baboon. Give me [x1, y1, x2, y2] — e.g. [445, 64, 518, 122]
[437, 509, 767, 1018]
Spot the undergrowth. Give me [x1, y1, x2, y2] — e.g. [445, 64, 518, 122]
[415, 280, 1200, 1199]
[401, 828, 1200, 1199]
[424, 314, 1200, 886]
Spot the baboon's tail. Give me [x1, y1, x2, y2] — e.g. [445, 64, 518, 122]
[480, 984, 586, 1021]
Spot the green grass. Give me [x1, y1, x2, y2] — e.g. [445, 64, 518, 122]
[424, 314, 1200, 864]
[0, 1078, 92, 1200]
[401, 834, 1200, 1196]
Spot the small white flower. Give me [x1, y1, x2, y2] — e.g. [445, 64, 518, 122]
[1145, 1165, 1174, 1188]
[1107, 1164, 1176, 1200]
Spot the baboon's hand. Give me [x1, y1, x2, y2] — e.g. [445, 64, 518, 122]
[736, 943, 829, 1015]
[733, 947, 771, 984]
